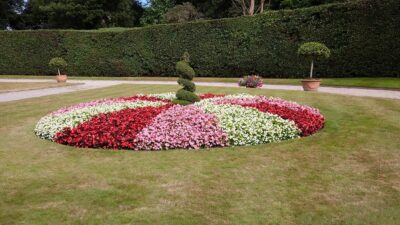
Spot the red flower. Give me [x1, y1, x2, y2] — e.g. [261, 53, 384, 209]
[199, 93, 226, 100]
[236, 102, 324, 136]
[117, 95, 171, 103]
[55, 104, 172, 149]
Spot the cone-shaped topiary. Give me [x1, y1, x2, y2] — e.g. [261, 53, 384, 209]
[175, 52, 200, 104]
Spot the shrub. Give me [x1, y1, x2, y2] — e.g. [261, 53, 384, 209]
[0, 0, 398, 77]
[298, 42, 331, 60]
[298, 42, 331, 78]
[172, 99, 192, 105]
[175, 52, 200, 103]
[238, 75, 263, 88]
[48, 57, 67, 75]
[176, 89, 200, 103]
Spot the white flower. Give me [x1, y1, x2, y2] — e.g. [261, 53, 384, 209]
[34, 100, 164, 141]
[195, 100, 300, 146]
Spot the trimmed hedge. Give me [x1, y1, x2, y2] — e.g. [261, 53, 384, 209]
[0, 0, 399, 77]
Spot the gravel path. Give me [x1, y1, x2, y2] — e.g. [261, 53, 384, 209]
[0, 78, 399, 102]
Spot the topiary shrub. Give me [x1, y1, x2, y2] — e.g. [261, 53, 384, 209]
[175, 52, 200, 104]
[172, 99, 193, 105]
[49, 57, 68, 75]
[298, 42, 331, 79]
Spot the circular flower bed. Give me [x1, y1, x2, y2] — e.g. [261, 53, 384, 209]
[34, 93, 325, 150]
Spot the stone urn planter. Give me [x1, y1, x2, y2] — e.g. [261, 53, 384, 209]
[55, 74, 68, 83]
[301, 79, 321, 91]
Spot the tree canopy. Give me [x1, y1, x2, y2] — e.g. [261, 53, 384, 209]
[0, 0, 25, 29]
[2, 0, 348, 29]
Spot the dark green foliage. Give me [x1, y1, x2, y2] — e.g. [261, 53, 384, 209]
[172, 99, 192, 105]
[163, 2, 202, 23]
[175, 0, 235, 18]
[140, 0, 175, 25]
[177, 78, 196, 92]
[298, 42, 331, 78]
[48, 57, 67, 75]
[298, 42, 331, 60]
[176, 52, 199, 103]
[175, 61, 195, 79]
[0, 31, 60, 75]
[176, 89, 200, 102]
[0, 0, 24, 29]
[19, 0, 143, 29]
[0, 0, 398, 77]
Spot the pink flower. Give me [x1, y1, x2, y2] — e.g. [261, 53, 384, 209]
[134, 105, 228, 150]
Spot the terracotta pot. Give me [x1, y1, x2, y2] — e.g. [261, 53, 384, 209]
[55, 74, 67, 83]
[301, 79, 321, 91]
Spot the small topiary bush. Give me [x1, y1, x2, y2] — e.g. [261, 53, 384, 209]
[49, 57, 68, 75]
[175, 52, 200, 104]
[298, 42, 331, 78]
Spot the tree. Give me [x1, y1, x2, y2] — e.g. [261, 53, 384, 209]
[21, 0, 143, 29]
[174, 52, 200, 105]
[298, 42, 331, 79]
[103, 0, 144, 27]
[232, 0, 267, 16]
[140, 0, 175, 25]
[163, 2, 202, 23]
[175, 0, 236, 19]
[49, 57, 67, 76]
[0, 0, 25, 29]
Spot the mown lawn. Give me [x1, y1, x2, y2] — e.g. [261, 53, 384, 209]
[0, 84, 399, 225]
[0, 82, 76, 93]
[1, 75, 400, 90]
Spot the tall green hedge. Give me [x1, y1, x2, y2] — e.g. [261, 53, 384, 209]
[0, 0, 399, 77]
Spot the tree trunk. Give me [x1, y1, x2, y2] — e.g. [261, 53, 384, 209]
[58, 68, 61, 76]
[249, 0, 255, 15]
[310, 60, 314, 79]
[260, 0, 265, 13]
[241, 0, 247, 15]
[235, 0, 263, 16]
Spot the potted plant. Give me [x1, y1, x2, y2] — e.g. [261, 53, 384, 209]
[49, 57, 68, 83]
[297, 42, 331, 91]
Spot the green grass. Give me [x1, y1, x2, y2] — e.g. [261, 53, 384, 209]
[0, 84, 399, 225]
[0, 82, 77, 93]
[1, 75, 399, 89]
